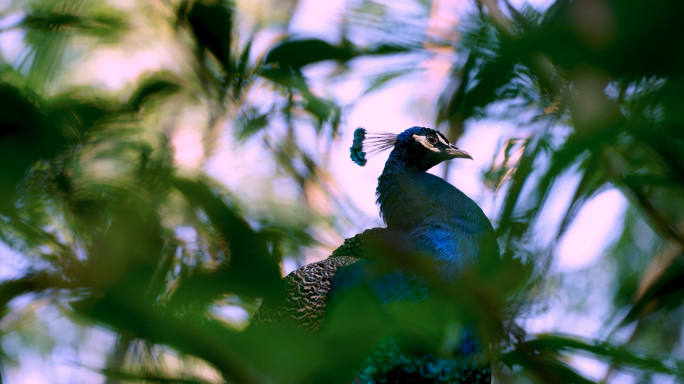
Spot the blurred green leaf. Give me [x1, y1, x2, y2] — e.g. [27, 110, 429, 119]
[516, 334, 682, 376]
[239, 324, 326, 381]
[185, 0, 233, 73]
[20, 2, 127, 90]
[129, 72, 182, 111]
[264, 38, 355, 71]
[0, 84, 66, 214]
[98, 368, 213, 384]
[171, 177, 282, 302]
[74, 294, 256, 384]
[364, 68, 415, 95]
[21, 10, 126, 38]
[264, 38, 412, 72]
[622, 253, 684, 325]
[78, 205, 164, 295]
[235, 106, 270, 141]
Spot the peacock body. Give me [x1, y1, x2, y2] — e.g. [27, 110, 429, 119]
[251, 127, 496, 383]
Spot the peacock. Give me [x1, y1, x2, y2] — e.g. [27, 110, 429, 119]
[251, 126, 497, 383]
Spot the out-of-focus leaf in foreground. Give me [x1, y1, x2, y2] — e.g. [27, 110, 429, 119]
[185, 0, 233, 73]
[171, 177, 282, 303]
[0, 84, 67, 214]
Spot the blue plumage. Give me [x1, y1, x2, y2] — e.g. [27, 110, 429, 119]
[350, 128, 368, 166]
[332, 126, 495, 383]
[337, 126, 490, 296]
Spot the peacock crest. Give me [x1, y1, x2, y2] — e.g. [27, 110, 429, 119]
[349, 127, 398, 166]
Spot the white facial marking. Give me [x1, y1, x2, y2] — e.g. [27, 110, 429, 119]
[413, 134, 440, 153]
[437, 135, 448, 146]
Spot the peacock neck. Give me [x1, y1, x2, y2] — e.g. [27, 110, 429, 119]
[376, 151, 443, 229]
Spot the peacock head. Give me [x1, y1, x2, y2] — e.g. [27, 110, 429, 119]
[350, 126, 472, 170]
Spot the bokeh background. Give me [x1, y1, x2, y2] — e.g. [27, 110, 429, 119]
[1, 0, 683, 383]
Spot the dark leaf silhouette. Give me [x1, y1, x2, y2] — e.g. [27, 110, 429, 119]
[0, 84, 66, 214]
[129, 72, 182, 111]
[186, 0, 233, 72]
[264, 39, 355, 70]
[171, 177, 282, 303]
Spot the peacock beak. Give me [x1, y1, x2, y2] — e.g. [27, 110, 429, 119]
[445, 144, 473, 160]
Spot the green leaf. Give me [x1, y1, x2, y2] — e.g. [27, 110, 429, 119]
[622, 253, 684, 325]
[264, 38, 355, 70]
[521, 334, 683, 375]
[81, 205, 165, 295]
[555, 153, 609, 240]
[97, 368, 213, 384]
[186, 0, 234, 72]
[0, 84, 66, 214]
[364, 68, 415, 95]
[73, 294, 257, 384]
[303, 93, 340, 130]
[235, 107, 270, 141]
[21, 11, 126, 39]
[171, 177, 282, 302]
[128, 72, 182, 111]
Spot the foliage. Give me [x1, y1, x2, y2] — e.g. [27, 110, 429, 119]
[1, 0, 684, 383]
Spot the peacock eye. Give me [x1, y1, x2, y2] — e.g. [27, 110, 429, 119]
[426, 134, 438, 145]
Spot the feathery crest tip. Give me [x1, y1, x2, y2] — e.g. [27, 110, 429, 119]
[349, 128, 397, 167]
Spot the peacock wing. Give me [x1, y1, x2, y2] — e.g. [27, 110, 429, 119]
[250, 228, 390, 333]
[249, 255, 360, 334]
[330, 227, 387, 259]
